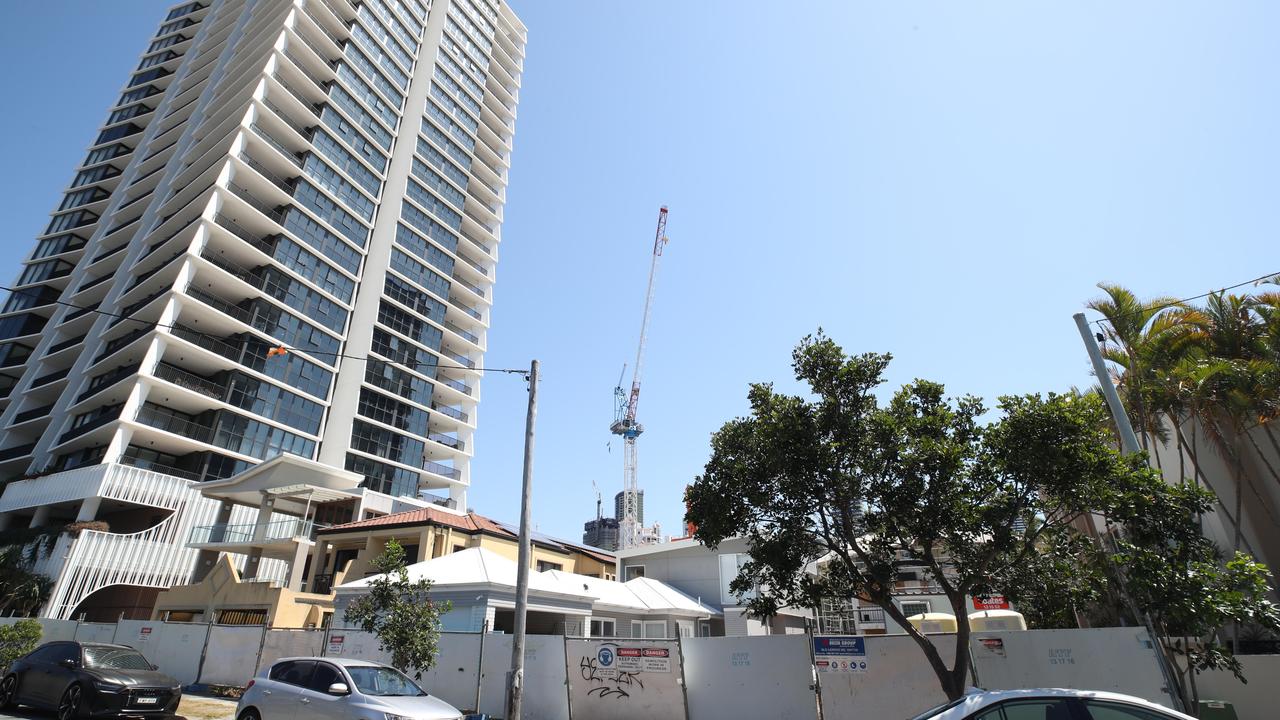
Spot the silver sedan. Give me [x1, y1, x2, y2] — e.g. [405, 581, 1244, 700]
[910, 688, 1196, 720]
[237, 657, 468, 720]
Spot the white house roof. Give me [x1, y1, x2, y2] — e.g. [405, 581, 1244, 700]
[337, 547, 569, 597]
[339, 548, 719, 617]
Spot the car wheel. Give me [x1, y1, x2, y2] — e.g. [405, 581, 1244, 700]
[0, 675, 16, 709]
[57, 683, 82, 720]
[238, 708, 262, 720]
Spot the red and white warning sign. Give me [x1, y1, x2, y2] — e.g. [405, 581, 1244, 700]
[973, 595, 1010, 610]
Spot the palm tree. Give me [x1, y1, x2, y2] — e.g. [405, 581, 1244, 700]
[1086, 284, 1184, 466]
[1176, 293, 1276, 551]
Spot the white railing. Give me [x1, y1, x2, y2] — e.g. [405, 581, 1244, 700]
[35, 464, 288, 619]
[0, 464, 112, 512]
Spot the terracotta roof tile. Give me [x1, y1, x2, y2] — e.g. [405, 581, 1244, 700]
[318, 506, 515, 537]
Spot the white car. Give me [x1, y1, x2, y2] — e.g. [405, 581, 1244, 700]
[910, 688, 1195, 720]
[237, 657, 470, 720]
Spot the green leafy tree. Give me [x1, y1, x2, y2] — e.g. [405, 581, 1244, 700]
[0, 620, 42, 671]
[343, 539, 451, 679]
[1102, 473, 1280, 711]
[0, 547, 53, 617]
[685, 333, 1144, 701]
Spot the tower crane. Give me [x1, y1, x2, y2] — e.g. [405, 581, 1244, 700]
[611, 207, 669, 550]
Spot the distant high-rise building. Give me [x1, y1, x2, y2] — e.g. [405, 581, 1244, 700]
[0, 0, 525, 619]
[583, 516, 619, 552]
[615, 489, 643, 526]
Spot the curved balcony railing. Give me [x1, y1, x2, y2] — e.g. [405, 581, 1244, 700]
[189, 518, 324, 544]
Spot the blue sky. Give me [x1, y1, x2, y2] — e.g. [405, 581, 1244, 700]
[3, 2, 1278, 543]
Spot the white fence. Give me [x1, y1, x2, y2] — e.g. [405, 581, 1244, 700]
[0, 618, 1274, 720]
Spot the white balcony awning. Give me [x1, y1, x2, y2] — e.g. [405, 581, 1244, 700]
[198, 454, 362, 514]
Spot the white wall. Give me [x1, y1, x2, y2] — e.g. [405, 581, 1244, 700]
[819, 634, 956, 720]
[1194, 654, 1280, 720]
[683, 635, 817, 720]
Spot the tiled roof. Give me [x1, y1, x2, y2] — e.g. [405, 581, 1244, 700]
[318, 506, 616, 563]
[318, 506, 511, 536]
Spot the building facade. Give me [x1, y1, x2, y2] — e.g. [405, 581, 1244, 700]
[0, 0, 525, 620]
[614, 489, 643, 526]
[582, 515, 619, 551]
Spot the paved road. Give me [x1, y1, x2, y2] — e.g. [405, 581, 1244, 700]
[0, 693, 238, 720]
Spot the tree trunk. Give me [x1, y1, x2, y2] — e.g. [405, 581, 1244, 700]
[1262, 422, 1280, 464]
[878, 598, 966, 700]
[1149, 433, 1164, 474]
[1244, 426, 1280, 485]
[1179, 425, 1264, 561]
[1232, 439, 1245, 553]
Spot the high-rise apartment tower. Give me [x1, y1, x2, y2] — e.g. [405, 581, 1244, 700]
[0, 0, 524, 619]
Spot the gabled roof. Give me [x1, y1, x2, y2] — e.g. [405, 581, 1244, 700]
[338, 549, 718, 617]
[317, 506, 617, 564]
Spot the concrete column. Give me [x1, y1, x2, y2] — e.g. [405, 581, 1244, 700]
[193, 500, 236, 583]
[243, 495, 276, 581]
[75, 496, 102, 522]
[417, 528, 433, 562]
[29, 505, 50, 528]
[287, 540, 310, 592]
[308, 540, 328, 591]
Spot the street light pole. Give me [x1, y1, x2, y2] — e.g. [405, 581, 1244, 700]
[506, 359, 538, 720]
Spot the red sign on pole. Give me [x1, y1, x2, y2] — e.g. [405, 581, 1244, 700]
[973, 595, 1010, 610]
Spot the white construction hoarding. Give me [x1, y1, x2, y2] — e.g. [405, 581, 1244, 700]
[566, 638, 687, 720]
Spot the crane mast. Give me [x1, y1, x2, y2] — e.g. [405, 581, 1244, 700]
[611, 207, 669, 549]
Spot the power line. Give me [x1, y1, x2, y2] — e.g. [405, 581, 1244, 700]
[1087, 270, 1280, 329]
[0, 283, 531, 377]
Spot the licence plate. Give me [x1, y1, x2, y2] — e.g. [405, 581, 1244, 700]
[136, 697, 158, 705]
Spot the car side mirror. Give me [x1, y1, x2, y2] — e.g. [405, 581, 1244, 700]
[59, 659, 77, 669]
[327, 682, 350, 696]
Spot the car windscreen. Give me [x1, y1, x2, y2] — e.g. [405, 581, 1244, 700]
[344, 666, 426, 697]
[83, 647, 152, 671]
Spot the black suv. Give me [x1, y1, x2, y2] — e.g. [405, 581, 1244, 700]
[0, 641, 181, 720]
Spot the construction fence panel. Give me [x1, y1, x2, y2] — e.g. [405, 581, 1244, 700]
[970, 628, 1175, 708]
[683, 635, 818, 720]
[566, 638, 687, 720]
[818, 634, 956, 720]
[322, 628, 391, 664]
[200, 625, 266, 687]
[117, 620, 208, 685]
[0, 617, 78, 642]
[478, 633, 570, 720]
[410, 632, 483, 713]
[72, 622, 118, 643]
[258, 628, 326, 673]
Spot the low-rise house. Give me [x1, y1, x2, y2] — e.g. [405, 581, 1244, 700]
[334, 547, 719, 637]
[616, 537, 812, 636]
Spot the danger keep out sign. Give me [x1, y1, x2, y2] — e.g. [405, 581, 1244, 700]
[813, 636, 868, 673]
[615, 646, 672, 673]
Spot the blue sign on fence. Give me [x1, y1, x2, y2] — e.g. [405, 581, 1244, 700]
[813, 637, 868, 674]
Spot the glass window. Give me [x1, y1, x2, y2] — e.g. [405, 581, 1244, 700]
[308, 663, 343, 693]
[411, 158, 465, 210]
[346, 453, 420, 497]
[358, 387, 429, 437]
[384, 274, 446, 323]
[312, 129, 382, 197]
[1083, 701, 1174, 720]
[273, 236, 355, 303]
[302, 155, 376, 221]
[900, 600, 931, 618]
[343, 43, 405, 107]
[624, 566, 645, 581]
[293, 180, 369, 248]
[420, 118, 472, 169]
[326, 86, 393, 152]
[320, 108, 388, 172]
[405, 178, 462, 231]
[270, 660, 316, 687]
[350, 419, 425, 468]
[27, 645, 62, 664]
[83, 646, 151, 670]
[335, 63, 400, 129]
[213, 412, 316, 461]
[390, 244, 452, 300]
[425, 95, 478, 147]
[719, 553, 757, 605]
[416, 136, 469, 191]
[401, 202, 459, 255]
[344, 665, 424, 697]
[366, 359, 432, 407]
[225, 372, 324, 435]
[378, 300, 443, 350]
[999, 700, 1075, 720]
[355, 5, 415, 74]
[631, 621, 666, 639]
[258, 267, 349, 334]
[589, 619, 616, 637]
[282, 207, 364, 269]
